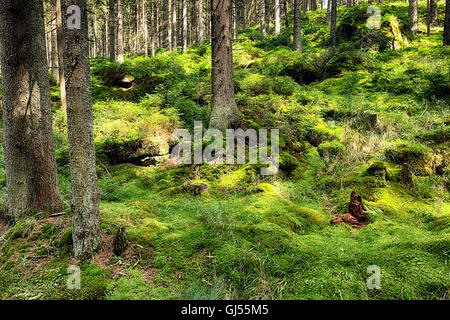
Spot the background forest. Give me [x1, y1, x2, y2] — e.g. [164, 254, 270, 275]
[0, 0, 449, 300]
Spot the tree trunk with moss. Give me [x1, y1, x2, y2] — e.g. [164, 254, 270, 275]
[0, 0, 63, 223]
[293, 0, 302, 51]
[60, 0, 102, 259]
[209, 0, 240, 131]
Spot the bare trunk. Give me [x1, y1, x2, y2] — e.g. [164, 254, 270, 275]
[210, 0, 240, 130]
[108, 0, 116, 62]
[274, 0, 281, 35]
[260, 0, 266, 38]
[117, 0, 124, 62]
[172, 0, 177, 50]
[143, 0, 149, 57]
[293, 0, 302, 51]
[330, 0, 337, 46]
[0, 0, 63, 223]
[198, 0, 204, 44]
[168, 0, 172, 50]
[183, 0, 188, 52]
[409, 0, 418, 35]
[60, 0, 102, 259]
[56, 0, 66, 107]
[284, 0, 290, 46]
[50, 0, 59, 82]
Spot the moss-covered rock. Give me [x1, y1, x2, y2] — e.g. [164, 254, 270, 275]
[384, 140, 434, 176]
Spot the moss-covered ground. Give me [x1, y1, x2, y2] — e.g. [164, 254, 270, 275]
[0, 2, 448, 300]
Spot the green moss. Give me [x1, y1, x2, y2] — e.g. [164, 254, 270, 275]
[384, 140, 434, 176]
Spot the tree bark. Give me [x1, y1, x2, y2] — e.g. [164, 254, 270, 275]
[108, 0, 116, 62]
[56, 0, 66, 107]
[60, 0, 102, 259]
[445, 0, 450, 45]
[168, 0, 172, 50]
[260, 0, 266, 39]
[210, 0, 240, 131]
[50, 0, 59, 82]
[117, 0, 124, 62]
[330, 0, 337, 46]
[143, 0, 149, 57]
[172, 0, 177, 50]
[198, 0, 204, 44]
[283, 0, 290, 46]
[183, 0, 188, 52]
[409, 0, 418, 35]
[0, 0, 63, 223]
[293, 0, 302, 51]
[274, 0, 281, 35]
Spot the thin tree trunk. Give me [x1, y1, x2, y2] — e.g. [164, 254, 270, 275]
[330, 0, 337, 46]
[293, 0, 302, 51]
[409, 0, 418, 35]
[183, 0, 188, 52]
[274, 0, 280, 35]
[50, 0, 59, 82]
[56, 0, 66, 107]
[93, 9, 98, 58]
[168, 0, 172, 50]
[117, 0, 124, 62]
[260, 0, 266, 38]
[143, 0, 149, 57]
[108, 0, 116, 62]
[60, 0, 102, 259]
[283, 0, 290, 46]
[0, 0, 63, 223]
[198, 0, 204, 44]
[172, 0, 177, 50]
[326, 0, 331, 25]
[210, 0, 240, 130]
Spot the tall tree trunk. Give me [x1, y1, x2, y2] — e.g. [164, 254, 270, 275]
[172, 0, 177, 50]
[168, 0, 172, 50]
[117, 0, 124, 62]
[143, 0, 149, 57]
[60, 0, 102, 259]
[210, 0, 240, 130]
[0, 0, 63, 223]
[330, 0, 337, 46]
[274, 0, 281, 35]
[409, 0, 418, 35]
[198, 0, 204, 44]
[445, 0, 450, 45]
[293, 0, 302, 51]
[260, 0, 266, 38]
[326, 0, 331, 25]
[429, 0, 438, 26]
[283, 0, 290, 46]
[93, 9, 98, 58]
[108, 0, 116, 62]
[183, 0, 188, 52]
[50, 0, 59, 82]
[56, 0, 66, 107]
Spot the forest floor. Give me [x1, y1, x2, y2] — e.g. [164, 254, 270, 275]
[0, 2, 449, 300]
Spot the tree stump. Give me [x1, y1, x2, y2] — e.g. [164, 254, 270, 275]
[113, 226, 128, 256]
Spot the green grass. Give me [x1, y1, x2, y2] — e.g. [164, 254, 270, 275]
[0, 1, 448, 300]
